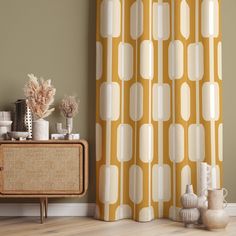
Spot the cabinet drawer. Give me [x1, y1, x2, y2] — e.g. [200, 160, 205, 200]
[0, 144, 84, 195]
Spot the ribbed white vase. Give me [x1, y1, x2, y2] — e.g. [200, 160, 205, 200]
[32, 119, 49, 140]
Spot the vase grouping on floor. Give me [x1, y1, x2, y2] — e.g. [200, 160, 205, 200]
[180, 184, 230, 231]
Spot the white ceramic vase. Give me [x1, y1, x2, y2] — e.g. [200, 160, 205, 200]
[202, 188, 229, 231]
[181, 185, 198, 208]
[32, 119, 49, 140]
[198, 193, 208, 224]
[66, 117, 73, 134]
[198, 162, 211, 224]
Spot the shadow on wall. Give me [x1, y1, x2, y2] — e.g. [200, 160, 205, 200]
[87, 0, 96, 203]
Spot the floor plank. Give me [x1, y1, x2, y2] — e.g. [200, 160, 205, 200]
[0, 217, 235, 236]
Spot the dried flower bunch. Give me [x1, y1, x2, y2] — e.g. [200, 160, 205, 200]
[59, 95, 79, 118]
[24, 74, 56, 120]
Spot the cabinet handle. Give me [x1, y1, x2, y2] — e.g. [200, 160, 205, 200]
[0, 167, 3, 171]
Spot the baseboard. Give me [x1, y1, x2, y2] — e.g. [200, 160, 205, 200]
[0, 203, 235, 217]
[225, 203, 236, 217]
[0, 203, 95, 217]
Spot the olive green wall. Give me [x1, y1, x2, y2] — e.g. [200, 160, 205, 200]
[0, 0, 235, 204]
[0, 0, 96, 203]
[222, 0, 236, 202]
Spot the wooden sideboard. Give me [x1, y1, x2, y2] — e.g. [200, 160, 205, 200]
[0, 140, 88, 223]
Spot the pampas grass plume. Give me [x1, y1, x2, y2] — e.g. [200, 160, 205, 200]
[59, 95, 79, 118]
[24, 74, 56, 120]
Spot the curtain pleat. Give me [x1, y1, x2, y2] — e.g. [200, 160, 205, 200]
[96, 0, 222, 222]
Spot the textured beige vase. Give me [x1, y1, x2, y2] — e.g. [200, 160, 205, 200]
[181, 185, 198, 208]
[180, 185, 200, 228]
[203, 189, 229, 231]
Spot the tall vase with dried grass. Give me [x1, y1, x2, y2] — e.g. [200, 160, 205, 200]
[24, 74, 56, 140]
[59, 96, 79, 139]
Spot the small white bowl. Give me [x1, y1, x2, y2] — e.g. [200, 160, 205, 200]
[7, 132, 29, 140]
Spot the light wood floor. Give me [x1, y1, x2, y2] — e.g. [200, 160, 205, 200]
[0, 217, 235, 236]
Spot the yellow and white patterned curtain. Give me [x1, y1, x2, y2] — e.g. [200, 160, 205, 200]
[96, 0, 222, 222]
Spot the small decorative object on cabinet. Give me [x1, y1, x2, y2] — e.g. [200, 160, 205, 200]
[0, 139, 88, 224]
[202, 188, 230, 231]
[0, 121, 12, 140]
[14, 99, 33, 139]
[0, 112, 12, 140]
[7, 131, 29, 141]
[51, 133, 80, 140]
[59, 95, 79, 139]
[24, 74, 56, 140]
[180, 185, 200, 228]
[56, 122, 67, 134]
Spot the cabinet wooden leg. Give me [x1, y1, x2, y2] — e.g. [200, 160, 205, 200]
[40, 198, 45, 224]
[45, 198, 48, 218]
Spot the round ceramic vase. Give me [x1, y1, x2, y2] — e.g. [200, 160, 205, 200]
[32, 119, 49, 140]
[180, 185, 200, 228]
[181, 185, 198, 208]
[180, 208, 200, 228]
[202, 188, 230, 231]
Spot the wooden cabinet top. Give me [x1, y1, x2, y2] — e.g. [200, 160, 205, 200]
[0, 139, 88, 145]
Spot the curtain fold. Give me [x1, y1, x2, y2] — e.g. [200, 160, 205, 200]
[96, 0, 222, 222]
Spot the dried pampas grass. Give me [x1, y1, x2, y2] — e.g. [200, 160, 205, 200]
[24, 74, 56, 120]
[59, 95, 79, 118]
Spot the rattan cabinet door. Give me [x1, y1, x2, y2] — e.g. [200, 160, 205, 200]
[0, 144, 83, 195]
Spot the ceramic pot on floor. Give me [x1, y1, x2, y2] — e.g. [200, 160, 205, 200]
[180, 185, 200, 228]
[202, 188, 229, 231]
[32, 119, 49, 140]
